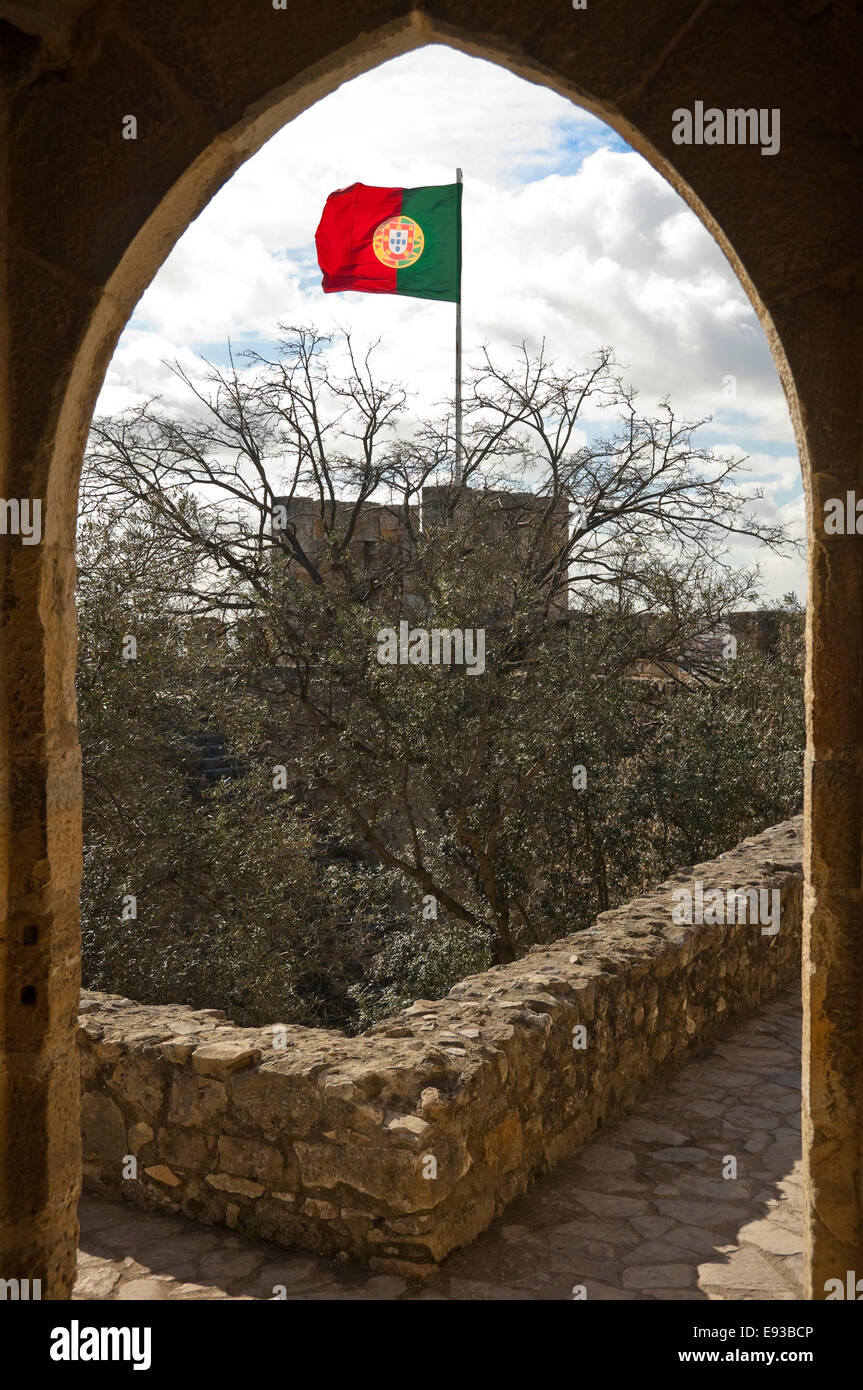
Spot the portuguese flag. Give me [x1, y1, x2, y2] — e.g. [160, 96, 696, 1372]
[315, 181, 461, 303]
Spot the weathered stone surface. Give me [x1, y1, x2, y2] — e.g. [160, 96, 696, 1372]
[550, 1219, 638, 1249]
[81, 1093, 127, 1164]
[630, 1215, 674, 1240]
[230, 1067, 321, 1139]
[145, 1166, 181, 1188]
[2, 0, 862, 1300]
[571, 1192, 650, 1220]
[115, 1277, 174, 1301]
[655, 1199, 750, 1226]
[76, 820, 802, 1268]
[107, 1055, 166, 1122]
[303, 1197, 338, 1220]
[192, 1041, 263, 1078]
[483, 1112, 524, 1172]
[74, 992, 804, 1299]
[205, 1174, 264, 1198]
[218, 1136, 284, 1184]
[385, 1114, 430, 1143]
[128, 1122, 154, 1154]
[73, 1262, 123, 1299]
[698, 1246, 788, 1293]
[651, 1147, 710, 1163]
[293, 1136, 468, 1213]
[623, 1263, 695, 1289]
[737, 1219, 803, 1256]
[157, 1127, 213, 1171]
[168, 1073, 228, 1129]
[577, 1144, 636, 1172]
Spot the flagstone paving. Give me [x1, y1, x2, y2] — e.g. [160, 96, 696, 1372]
[74, 990, 803, 1301]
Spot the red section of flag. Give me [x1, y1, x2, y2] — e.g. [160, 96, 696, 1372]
[315, 183, 403, 294]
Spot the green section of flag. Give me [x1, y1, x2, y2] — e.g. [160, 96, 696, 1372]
[398, 184, 461, 303]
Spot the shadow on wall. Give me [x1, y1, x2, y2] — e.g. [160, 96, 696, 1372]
[74, 990, 802, 1300]
[77, 818, 803, 1277]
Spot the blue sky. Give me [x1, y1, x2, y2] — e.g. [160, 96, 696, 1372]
[98, 45, 805, 600]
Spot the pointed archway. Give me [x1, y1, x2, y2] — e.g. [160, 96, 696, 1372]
[1, 0, 860, 1297]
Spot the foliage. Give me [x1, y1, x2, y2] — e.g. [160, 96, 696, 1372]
[77, 330, 804, 1028]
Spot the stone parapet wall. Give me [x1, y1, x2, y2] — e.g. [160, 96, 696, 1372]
[78, 817, 802, 1275]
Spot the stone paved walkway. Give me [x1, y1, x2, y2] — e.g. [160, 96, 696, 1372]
[75, 990, 803, 1301]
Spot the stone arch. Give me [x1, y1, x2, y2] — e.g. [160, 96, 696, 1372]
[1, 0, 859, 1298]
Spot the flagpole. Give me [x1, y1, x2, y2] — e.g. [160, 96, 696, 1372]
[455, 167, 463, 487]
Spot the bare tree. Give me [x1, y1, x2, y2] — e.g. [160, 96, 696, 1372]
[82, 327, 799, 965]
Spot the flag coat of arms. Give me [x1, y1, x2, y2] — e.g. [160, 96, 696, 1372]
[315, 182, 462, 302]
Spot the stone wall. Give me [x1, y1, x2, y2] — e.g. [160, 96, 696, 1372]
[78, 817, 802, 1275]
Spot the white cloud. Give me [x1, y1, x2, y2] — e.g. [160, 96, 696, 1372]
[98, 43, 804, 598]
